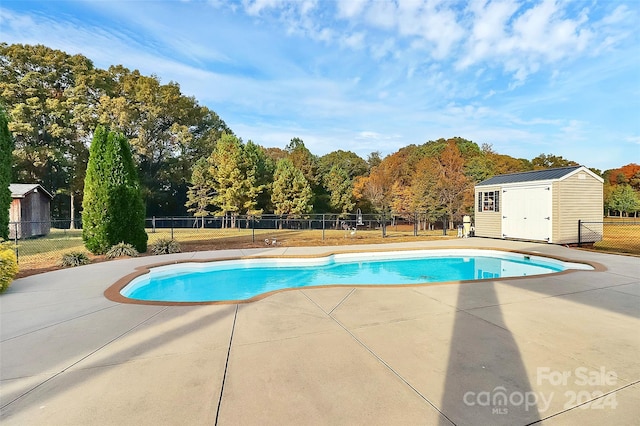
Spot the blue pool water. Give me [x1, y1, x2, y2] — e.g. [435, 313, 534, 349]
[121, 249, 592, 302]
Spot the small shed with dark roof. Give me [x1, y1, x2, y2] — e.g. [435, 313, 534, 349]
[9, 184, 54, 239]
[474, 166, 603, 244]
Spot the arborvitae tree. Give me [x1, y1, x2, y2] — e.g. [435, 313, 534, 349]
[82, 125, 147, 254]
[0, 106, 13, 240]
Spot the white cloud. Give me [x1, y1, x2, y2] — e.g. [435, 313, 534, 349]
[2, 1, 638, 170]
[455, 0, 621, 84]
[458, 0, 518, 68]
[370, 38, 395, 60]
[559, 119, 586, 140]
[299, 0, 318, 15]
[445, 103, 492, 120]
[407, 3, 465, 59]
[357, 131, 384, 140]
[509, 0, 591, 60]
[601, 5, 632, 25]
[365, 1, 397, 29]
[339, 32, 365, 50]
[625, 136, 640, 145]
[243, 0, 283, 16]
[335, 0, 368, 19]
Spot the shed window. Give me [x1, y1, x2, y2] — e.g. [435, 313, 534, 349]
[481, 191, 500, 212]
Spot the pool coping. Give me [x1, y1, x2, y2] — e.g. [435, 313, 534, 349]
[104, 246, 606, 306]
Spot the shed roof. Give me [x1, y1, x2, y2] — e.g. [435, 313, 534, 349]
[476, 166, 588, 186]
[9, 183, 54, 199]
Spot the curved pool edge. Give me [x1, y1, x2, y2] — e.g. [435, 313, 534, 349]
[104, 247, 606, 306]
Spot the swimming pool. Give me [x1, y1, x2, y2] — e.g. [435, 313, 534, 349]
[119, 249, 593, 303]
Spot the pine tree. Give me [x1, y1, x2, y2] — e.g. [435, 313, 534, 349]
[185, 158, 214, 228]
[242, 140, 267, 215]
[209, 134, 246, 228]
[0, 107, 13, 241]
[324, 165, 355, 216]
[82, 125, 147, 254]
[271, 158, 312, 216]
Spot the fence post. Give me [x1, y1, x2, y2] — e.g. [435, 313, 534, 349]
[13, 222, 19, 264]
[414, 212, 418, 237]
[152, 216, 156, 233]
[382, 211, 386, 238]
[578, 219, 582, 247]
[251, 215, 255, 243]
[171, 217, 174, 240]
[442, 217, 447, 236]
[322, 214, 325, 241]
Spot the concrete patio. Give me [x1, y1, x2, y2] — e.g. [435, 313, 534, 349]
[1, 239, 638, 425]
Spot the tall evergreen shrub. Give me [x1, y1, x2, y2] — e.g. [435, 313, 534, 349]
[0, 107, 13, 241]
[82, 126, 147, 254]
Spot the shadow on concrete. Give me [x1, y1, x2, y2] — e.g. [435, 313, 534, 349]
[439, 280, 541, 425]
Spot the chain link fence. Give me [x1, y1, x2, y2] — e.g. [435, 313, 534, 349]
[10, 216, 637, 273]
[146, 213, 450, 239]
[8, 213, 453, 273]
[10, 216, 638, 273]
[578, 220, 640, 254]
[7, 219, 84, 270]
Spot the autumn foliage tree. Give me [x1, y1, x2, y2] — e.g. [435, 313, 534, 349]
[353, 164, 394, 216]
[603, 163, 640, 217]
[8, 42, 617, 226]
[410, 157, 443, 229]
[432, 141, 472, 228]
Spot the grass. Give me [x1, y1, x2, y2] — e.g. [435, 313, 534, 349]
[592, 223, 640, 254]
[10, 221, 638, 277]
[15, 229, 84, 256]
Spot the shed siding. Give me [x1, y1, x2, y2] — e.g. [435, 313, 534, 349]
[9, 199, 21, 222]
[8, 199, 21, 239]
[8, 192, 51, 239]
[474, 185, 502, 238]
[553, 172, 603, 244]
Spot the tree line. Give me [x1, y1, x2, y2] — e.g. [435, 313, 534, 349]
[1, 43, 230, 221]
[1, 43, 638, 227]
[603, 163, 640, 217]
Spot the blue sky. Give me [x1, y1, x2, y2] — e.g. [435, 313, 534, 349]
[1, 0, 639, 170]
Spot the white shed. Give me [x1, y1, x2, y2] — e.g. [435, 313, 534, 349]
[474, 166, 603, 244]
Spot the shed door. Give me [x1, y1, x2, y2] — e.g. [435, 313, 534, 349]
[502, 186, 552, 242]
